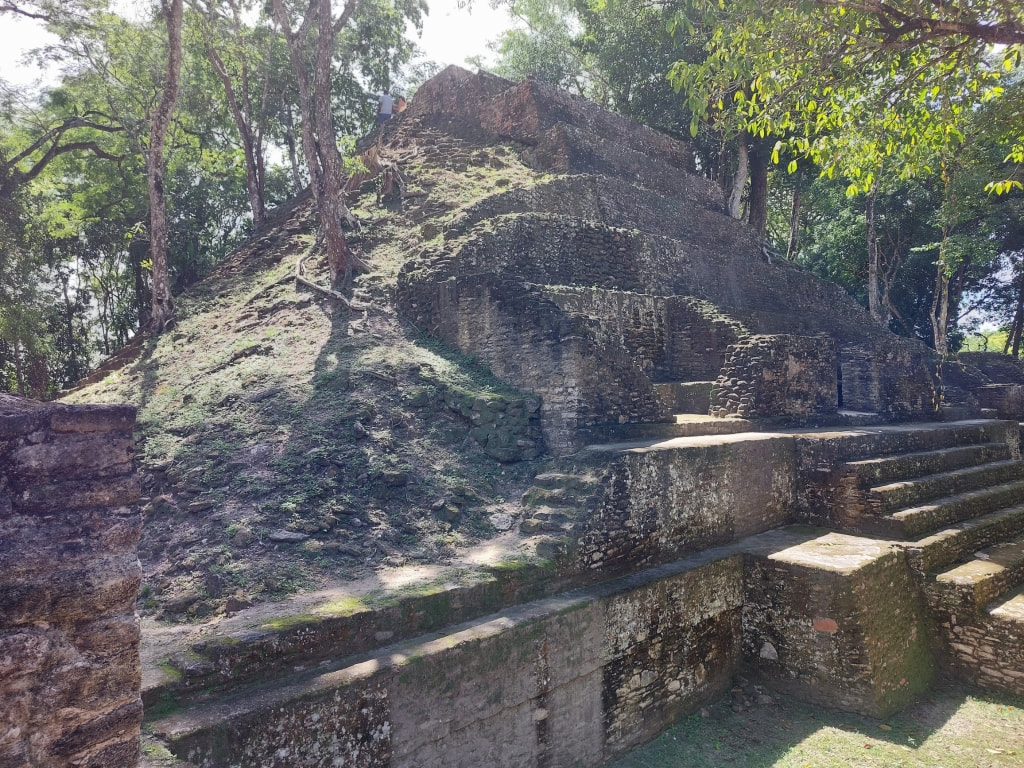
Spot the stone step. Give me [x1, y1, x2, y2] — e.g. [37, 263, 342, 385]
[842, 442, 1012, 488]
[938, 404, 980, 421]
[834, 410, 882, 426]
[869, 459, 1024, 515]
[937, 581, 1024, 696]
[519, 506, 574, 533]
[885, 480, 1024, 539]
[800, 420, 1017, 467]
[584, 414, 755, 443]
[148, 550, 747, 768]
[989, 584, 1024, 621]
[929, 535, 1024, 617]
[520, 485, 594, 509]
[907, 503, 1024, 573]
[531, 471, 601, 492]
[942, 584, 1024, 696]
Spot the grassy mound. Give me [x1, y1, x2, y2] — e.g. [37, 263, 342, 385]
[64, 130, 550, 620]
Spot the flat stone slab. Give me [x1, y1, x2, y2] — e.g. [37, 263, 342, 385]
[990, 587, 1024, 621]
[745, 529, 896, 575]
[936, 536, 1024, 587]
[584, 430, 787, 454]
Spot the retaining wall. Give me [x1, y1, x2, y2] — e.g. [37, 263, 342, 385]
[0, 394, 141, 768]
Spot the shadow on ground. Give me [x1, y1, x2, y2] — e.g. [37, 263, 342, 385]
[610, 679, 1024, 768]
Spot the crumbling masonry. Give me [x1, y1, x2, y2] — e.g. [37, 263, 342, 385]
[8, 68, 1024, 768]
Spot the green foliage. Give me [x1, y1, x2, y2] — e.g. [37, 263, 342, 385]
[668, 0, 1023, 193]
[0, 0, 421, 395]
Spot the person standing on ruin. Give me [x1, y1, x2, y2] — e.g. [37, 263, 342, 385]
[395, 95, 407, 114]
[377, 91, 395, 125]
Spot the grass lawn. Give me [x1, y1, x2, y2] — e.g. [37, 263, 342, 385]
[610, 682, 1024, 768]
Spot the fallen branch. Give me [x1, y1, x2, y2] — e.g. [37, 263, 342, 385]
[295, 245, 368, 309]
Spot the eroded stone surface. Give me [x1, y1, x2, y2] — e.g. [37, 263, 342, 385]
[0, 394, 141, 768]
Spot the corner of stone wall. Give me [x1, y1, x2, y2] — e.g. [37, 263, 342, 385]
[0, 394, 142, 767]
[742, 537, 935, 719]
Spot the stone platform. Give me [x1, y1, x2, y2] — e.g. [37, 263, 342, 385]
[143, 419, 1024, 766]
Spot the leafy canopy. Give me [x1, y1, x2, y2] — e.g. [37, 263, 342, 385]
[668, 0, 1024, 193]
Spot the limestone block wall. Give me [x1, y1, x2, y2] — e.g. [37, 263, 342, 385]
[158, 556, 744, 768]
[839, 340, 939, 418]
[974, 384, 1024, 419]
[709, 335, 838, 419]
[544, 287, 748, 386]
[543, 287, 672, 381]
[742, 534, 934, 718]
[0, 394, 141, 768]
[957, 351, 1024, 385]
[935, 607, 1024, 695]
[443, 170, 733, 247]
[397, 273, 663, 454]
[575, 435, 796, 573]
[408, 66, 710, 196]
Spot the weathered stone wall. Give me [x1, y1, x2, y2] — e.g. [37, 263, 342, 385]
[839, 340, 940, 418]
[398, 67, 954, 441]
[408, 66, 713, 204]
[974, 384, 1024, 419]
[742, 534, 934, 718]
[435, 385, 544, 462]
[957, 351, 1024, 384]
[445, 165, 731, 246]
[0, 394, 142, 767]
[397, 273, 663, 454]
[543, 287, 748, 386]
[709, 335, 838, 419]
[573, 435, 796, 573]
[404, 213, 939, 376]
[157, 556, 744, 768]
[934, 606, 1024, 695]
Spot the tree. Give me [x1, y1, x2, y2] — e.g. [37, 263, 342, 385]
[146, 0, 183, 331]
[191, 0, 278, 227]
[272, 0, 360, 289]
[271, 0, 424, 289]
[488, 0, 595, 96]
[670, 0, 1023, 191]
[667, 0, 1024, 348]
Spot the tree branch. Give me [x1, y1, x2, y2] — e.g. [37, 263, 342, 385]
[0, 2, 50, 21]
[332, 0, 358, 35]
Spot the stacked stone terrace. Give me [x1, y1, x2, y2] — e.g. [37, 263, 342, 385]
[130, 69, 1024, 766]
[395, 66, 957, 455]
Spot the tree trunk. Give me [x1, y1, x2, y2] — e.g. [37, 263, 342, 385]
[1011, 279, 1024, 356]
[129, 229, 149, 329]
[930, 258, 951, 357]
[147, 0, 183, 332]
[865, 180, 886, 326]
[785, 183, 800, 260]
[284, 106, 303, 192]
[273, 0, 358, 288]
[206, 44, 266, 227]
[727, 139, 748, 220]
[746, 138, 770, 239]
[311, 0, 354, 286]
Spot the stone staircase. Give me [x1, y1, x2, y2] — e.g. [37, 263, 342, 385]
[519, 468, 603, 557]
[143, 419, 1024, 767]
[825, 421, 1024, 692]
